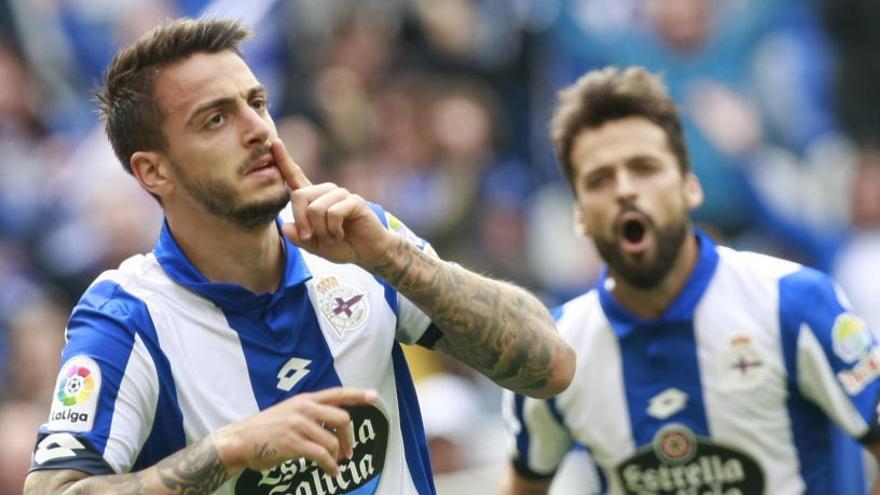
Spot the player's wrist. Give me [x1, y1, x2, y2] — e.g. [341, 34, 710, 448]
[359, 231, 404, 271]
[211, 424, 247, 475]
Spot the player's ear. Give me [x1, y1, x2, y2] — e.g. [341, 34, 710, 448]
[684, 172, 704, 211]
[131, 151, 174, 199]
[573, 207, 590, 238]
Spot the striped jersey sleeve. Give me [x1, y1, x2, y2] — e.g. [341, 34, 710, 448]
[367, 203, 435, 346]
[30, 277, 164, 475]
[502, 304, 574, 478]
[780, 266, 880, 442]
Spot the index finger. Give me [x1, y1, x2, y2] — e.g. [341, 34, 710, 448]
[310, 387, 379, 406]
[271, 138, 312, 189]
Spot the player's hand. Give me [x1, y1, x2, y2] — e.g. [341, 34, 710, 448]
[272, 139, 398, 268]
[214, 386, 378, 475]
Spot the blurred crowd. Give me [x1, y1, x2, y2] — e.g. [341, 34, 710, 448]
[1, 0, 879, 492]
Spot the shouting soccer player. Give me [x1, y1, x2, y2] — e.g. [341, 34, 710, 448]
[500, 66, 880, 495]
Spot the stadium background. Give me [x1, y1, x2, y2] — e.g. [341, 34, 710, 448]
[0, 0, 879, 492]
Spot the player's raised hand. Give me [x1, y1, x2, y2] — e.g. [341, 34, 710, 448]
[272, 139, 398, 267]
[214, 386, 379, 476]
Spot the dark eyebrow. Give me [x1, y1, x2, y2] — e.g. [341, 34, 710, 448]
[185, 85, 267, 127]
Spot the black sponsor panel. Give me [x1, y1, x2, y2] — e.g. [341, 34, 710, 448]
[616, 424, 764, 495]
[235, 405, 389, 495]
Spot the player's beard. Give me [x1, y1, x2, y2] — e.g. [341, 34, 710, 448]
[593, 213, 689, 289]
[171, 160, 289, 231]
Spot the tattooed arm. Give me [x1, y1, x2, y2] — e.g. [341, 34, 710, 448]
[371, 236, 575, 398]
[274, 138, 575, 398]
[23, 436, 225, 495]
[24, 387, 377, 495]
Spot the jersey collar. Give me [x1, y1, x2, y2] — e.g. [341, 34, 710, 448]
[598, 228, 719, 338]
[153, 217, 312, 312]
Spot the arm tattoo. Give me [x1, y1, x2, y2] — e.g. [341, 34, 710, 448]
[59, 436, 230, 495]
[372, 238, 559, 395]
[155, 436, 229, 494]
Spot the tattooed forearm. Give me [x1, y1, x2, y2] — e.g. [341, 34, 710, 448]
[372, 237, 573, 397]
[155, 436, 229, 494]
[25, 436, 233, 495]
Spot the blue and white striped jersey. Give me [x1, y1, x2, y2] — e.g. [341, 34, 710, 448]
[505, 231, 880, 495]
[31, 204, 440, 495]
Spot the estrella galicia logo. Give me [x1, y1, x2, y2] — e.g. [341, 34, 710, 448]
[617, 423, 764, 494]
[235, 405, 389, 494]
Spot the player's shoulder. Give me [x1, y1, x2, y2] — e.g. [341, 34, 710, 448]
[552, 289, 603, 339]
[75, 253, 168, 317]
[716, 245, 802, 281]
[718, 245, 836, 292]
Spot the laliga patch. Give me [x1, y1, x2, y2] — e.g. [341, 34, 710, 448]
[316, 276, 370, 338]
[236, 405, 389, 494]
[838, 347, 880, 395]
[832, 313, 872, 363]
[48, 355, 101, 432]
[384, 212, 436, 256]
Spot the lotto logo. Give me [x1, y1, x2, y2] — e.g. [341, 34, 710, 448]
[56, 364, 95, 406]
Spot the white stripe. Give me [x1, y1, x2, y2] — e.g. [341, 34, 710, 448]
[300, 251, 419, 494]
[114, 255, 261, 444]
[104, 333, 158, 473]
[552, 292, 634, 492]
[798, 323, 870, 437]
[698, 249, 804, 494]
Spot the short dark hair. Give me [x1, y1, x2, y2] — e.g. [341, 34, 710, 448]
[550, 66, 690, 188]
[96, 18, 251, 174]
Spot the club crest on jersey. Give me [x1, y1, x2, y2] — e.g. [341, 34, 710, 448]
[316, 276, 369, 338]
[719, 335, 766, 391]
[48, 355, 100, 432]
[832, 313, 872, 363]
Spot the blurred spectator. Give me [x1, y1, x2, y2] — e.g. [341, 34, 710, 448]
[5, 296, 69, 407]
[834, 150, 880, 330]
[0, 401, 44, 494]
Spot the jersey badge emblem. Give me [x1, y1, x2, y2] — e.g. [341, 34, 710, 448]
[832, 313, 872, 363]
[316, 276, 370, 338]
[47, 355, 101, 432]
[720, 335, 766, 391]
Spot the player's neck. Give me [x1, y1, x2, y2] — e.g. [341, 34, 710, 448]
[610, 232, 700, 319]
[164, 208, 285, 295]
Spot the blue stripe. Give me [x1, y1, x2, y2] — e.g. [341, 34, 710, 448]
[513, 394, 530, 461]
[619, 320, 709, 446]
[546, 397, 566, 428]
[549, 305, 564, 322]
[348, 474, 381, 494]
[127, 293, 186, 471]
[64, 280, 186, 468]
[63, 281, 136, 455]
[779, 267, 868, 494]
[391, 344, 435, 494]
[224, 283, 342, 410]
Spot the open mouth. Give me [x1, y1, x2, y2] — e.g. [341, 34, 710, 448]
[622, 219, 646, 244]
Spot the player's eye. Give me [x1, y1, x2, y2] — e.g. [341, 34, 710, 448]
[250, 98, 268, 112]
[205, 113, 225, 129]
[585, 172, 611, 190]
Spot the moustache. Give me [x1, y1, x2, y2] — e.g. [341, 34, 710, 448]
[239, 143, 274, 175]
